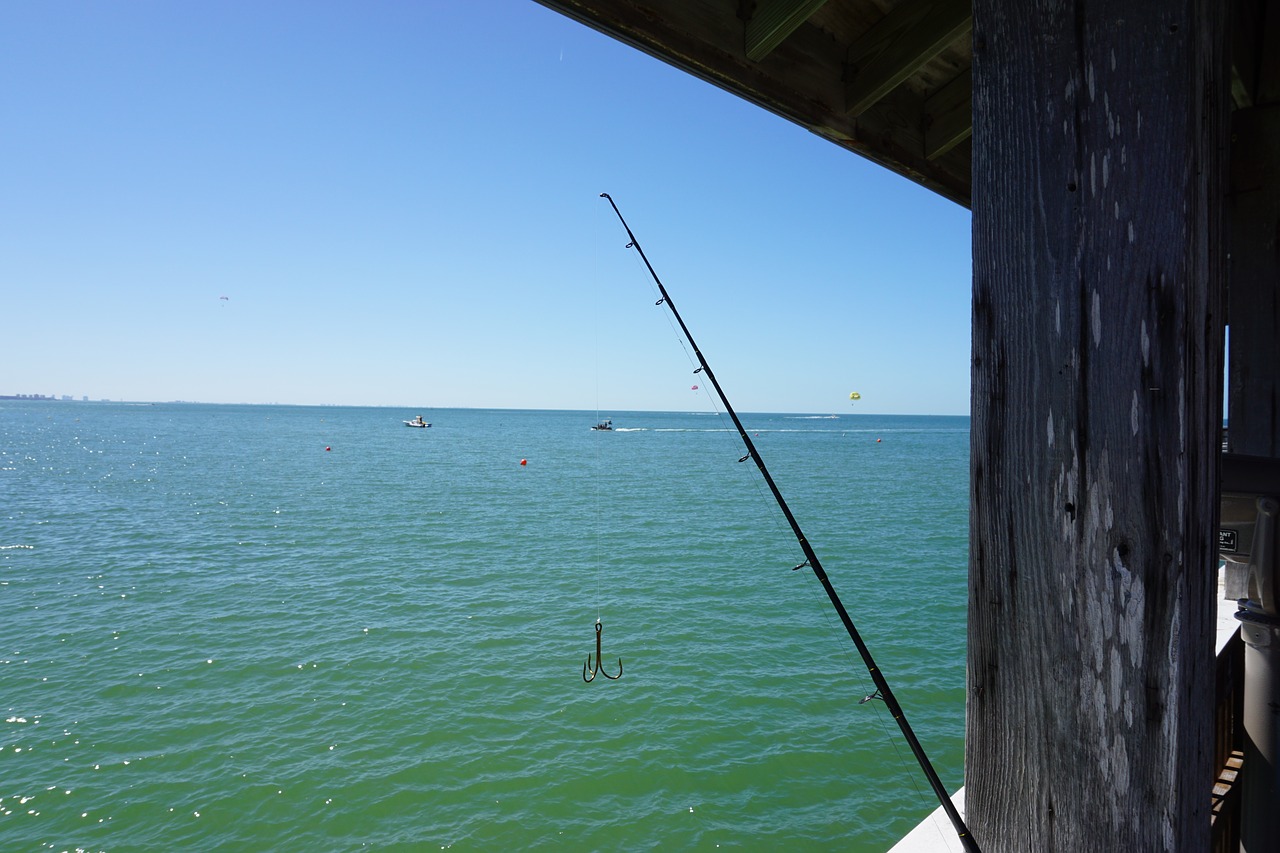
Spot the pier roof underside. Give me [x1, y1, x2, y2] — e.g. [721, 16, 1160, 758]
[534, 0, 1278, 210]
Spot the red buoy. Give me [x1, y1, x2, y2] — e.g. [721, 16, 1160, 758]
[520, 458, 527, 466]
[326, 446, 331, 451]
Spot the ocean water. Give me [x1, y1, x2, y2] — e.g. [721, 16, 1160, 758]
[1, 402, 969, 852]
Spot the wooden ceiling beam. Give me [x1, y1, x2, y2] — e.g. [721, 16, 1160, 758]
[745, 0, 829, 61]
[843, 0, 971, 118]
[924, 67, 972, 159]
[533, 0, 974, 206]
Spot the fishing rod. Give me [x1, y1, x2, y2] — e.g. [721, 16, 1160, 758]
[600, 193, 979, 853]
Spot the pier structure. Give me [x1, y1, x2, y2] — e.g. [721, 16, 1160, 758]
[536, 1, 1280, 849]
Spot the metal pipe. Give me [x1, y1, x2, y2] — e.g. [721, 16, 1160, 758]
[1237, 496, 1280, 853]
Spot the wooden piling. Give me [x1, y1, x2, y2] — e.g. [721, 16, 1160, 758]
[968, 1, 1229, 849]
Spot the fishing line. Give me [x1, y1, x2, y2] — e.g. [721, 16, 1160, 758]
[615, 207, 947, 841]
[807, 570, 940, 818]
[616, 218, 787, 543]
[583, 242, 621, 683]
[599, 192, 978, 852]
[619, 239, 708, 397]
[623, 224, 946, 832]
[591, 431, 604, 627]
[613, 203, 816, 576]
[593, 262, 603, 625]
[613, 208, 944, 835]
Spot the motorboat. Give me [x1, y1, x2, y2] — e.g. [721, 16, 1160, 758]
[591, 418, 613, 431]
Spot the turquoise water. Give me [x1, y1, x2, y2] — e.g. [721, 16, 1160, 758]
[1, 402, 969, 852]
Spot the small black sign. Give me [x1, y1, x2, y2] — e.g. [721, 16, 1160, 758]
[1219, 529, 1239, 552]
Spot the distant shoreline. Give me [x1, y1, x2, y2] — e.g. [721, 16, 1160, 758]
[0, 397, 971, 418]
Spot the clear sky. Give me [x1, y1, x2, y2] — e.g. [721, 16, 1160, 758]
[1, 1, 972, 415]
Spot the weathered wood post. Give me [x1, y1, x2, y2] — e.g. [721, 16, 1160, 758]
[967, 2, 1228, 849]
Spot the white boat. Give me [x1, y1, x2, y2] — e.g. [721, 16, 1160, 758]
[591, 418, 613, 431]
[404, 417, 431, 428]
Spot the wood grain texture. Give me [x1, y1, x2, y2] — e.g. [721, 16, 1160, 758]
[968, 1, 1228, 849]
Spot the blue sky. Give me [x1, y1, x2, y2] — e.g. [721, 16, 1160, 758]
[1, 1, 971, 414]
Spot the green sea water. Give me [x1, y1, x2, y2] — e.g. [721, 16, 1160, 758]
[1, 402, 969, 852]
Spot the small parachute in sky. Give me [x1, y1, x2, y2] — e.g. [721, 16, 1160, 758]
[219, 295, 229, 301]
[849, 391, 861, 401]
[691, 385, 699, 391]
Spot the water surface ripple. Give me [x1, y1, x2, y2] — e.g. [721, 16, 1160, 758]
[1, 403, 968, 851]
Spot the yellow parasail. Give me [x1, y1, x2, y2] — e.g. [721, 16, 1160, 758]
[849, 392, 861, 401]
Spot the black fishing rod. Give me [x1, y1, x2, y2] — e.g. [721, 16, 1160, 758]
[600, 193, 979, 853]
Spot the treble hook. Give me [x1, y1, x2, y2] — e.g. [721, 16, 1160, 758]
[582, 620, 622, 682]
